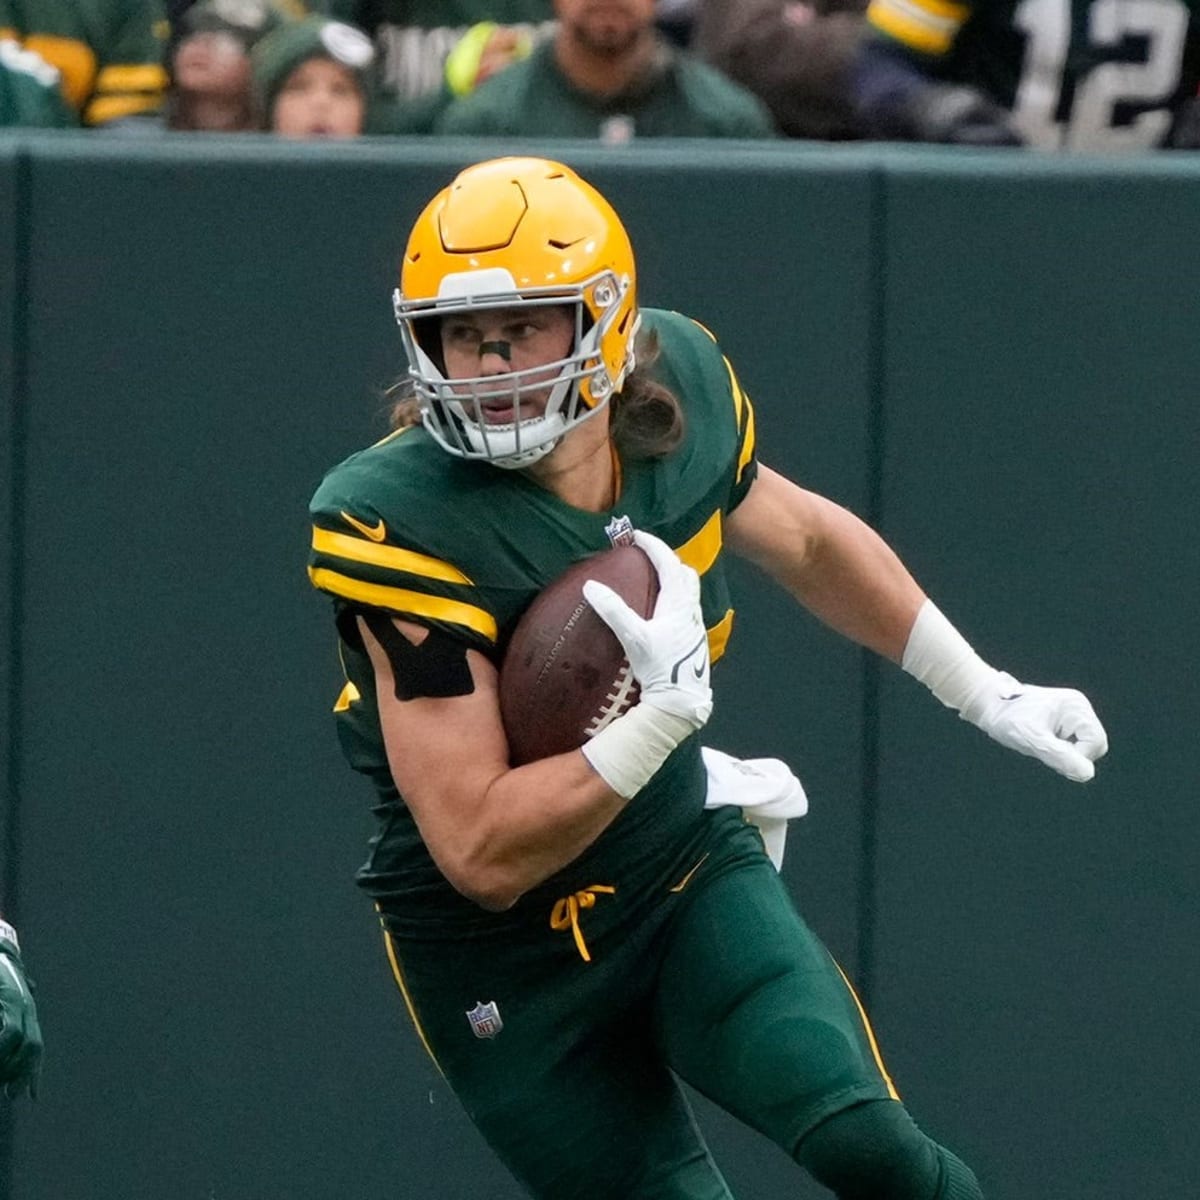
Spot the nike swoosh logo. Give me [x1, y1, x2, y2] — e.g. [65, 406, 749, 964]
[341, 511, 387, 542]
[999, 693, 1024, 702]
[669, 634, 709, 685]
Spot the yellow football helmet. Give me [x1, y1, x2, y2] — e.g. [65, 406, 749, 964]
[393, 157, 640, 468]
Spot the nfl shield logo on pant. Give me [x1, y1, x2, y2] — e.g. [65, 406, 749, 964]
[466, 1000, 503, 1039]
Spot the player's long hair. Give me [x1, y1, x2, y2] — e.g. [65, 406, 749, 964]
[387, 328, 684, 461]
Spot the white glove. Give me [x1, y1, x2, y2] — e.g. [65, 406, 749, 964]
[903, 600, 1109, 783]
[579, 531, 713, 798]
[583, 530, 712, 729]
[959, 671, 1109, 783]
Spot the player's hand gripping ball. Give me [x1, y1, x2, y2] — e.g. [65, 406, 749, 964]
[500, 545, 658, 765]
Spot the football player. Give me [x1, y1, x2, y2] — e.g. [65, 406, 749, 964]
[308, 156, 1107, 1198]
[852, 0, 1200, 148]
[0, 915, 42, 1099]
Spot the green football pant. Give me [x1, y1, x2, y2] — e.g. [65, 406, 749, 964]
[384, 811, 979, 1198]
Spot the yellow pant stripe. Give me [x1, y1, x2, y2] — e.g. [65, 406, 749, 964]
[834, 960, 901, 1100]
[382, 929, 444, 1075]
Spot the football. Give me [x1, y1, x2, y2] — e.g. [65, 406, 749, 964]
[500, 544, 658, 765]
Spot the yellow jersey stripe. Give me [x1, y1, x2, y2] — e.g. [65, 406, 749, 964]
[834, 960, 901, 1100]
[369, 425, 413, 450]
[707, 608, 734, 664]
[723, 356, 744, 426]
[689, 317, 718, 343]
[312, 526, 475, 585]
[675, 510, 723, 577]
[308, 567, 498, 642]
[332, 681, 361, 713]
[93, 63, 169, 93]
[382, 928, 444, 1075]
[867, 0, 965, 54]
[21, 35, 96, 107]
[84, 92, 161, 124]
[736, 396, 756, 484]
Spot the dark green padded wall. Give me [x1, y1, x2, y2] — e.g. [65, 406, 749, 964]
[1, 135, 22, 911]
[4, 137, 1198, 1200]
[872, 154, 1200, 1199]
[6, 138, 872, 1200]
[0, 130, 25, 1200]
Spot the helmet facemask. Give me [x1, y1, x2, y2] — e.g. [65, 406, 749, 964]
[394, 268, 635, 470]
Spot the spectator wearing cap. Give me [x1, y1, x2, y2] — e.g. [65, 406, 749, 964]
[434, 0, 776, 140]
[325, 1, 553, 131]
[252, 15, 375, 137]
[168, 0, 294, 130]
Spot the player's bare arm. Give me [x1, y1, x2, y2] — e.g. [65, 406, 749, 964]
[725, 463, 925, 661]
[359, 614, 626, 911]
[727, 463, 1108, 780]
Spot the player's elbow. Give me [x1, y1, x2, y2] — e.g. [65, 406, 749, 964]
[437, 846, 524, 912]
[453, 876, 522, 912]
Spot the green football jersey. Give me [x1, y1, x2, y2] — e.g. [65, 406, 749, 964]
[0, 0, 168, 125]
[0, 38, 74, 126]
[309, 308, 758, 935]
[435, 38, 777, 139]
[868, 0, 1200, 149]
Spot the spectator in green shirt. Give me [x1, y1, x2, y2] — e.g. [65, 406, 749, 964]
[0, 38, 74, 125]
[325, 0, 554, 131]
[435, 0, 777, 140]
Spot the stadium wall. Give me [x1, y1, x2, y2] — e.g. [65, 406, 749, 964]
[0, 133, 1195, 1199]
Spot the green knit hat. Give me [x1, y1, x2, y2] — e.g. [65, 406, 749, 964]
[251, 16, 375, 119]
[179, 0, 290, 52]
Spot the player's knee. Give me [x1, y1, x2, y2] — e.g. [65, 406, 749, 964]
[795, 1099, 983, 1200]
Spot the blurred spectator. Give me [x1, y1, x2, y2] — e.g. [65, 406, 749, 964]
[435, 0, 777, 139]
[851, 0, 1200, 149]
[252, 15, 374, 136]
[654, 0, 695, 46]
[0, 37, 73, 125]
[168, 0, 291, 130]
[326, 0, 554, 130]
[694, 0, 867, 140]
[0, 0, 171, 127]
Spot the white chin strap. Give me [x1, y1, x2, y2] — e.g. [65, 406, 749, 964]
[462, 409, 569, 469]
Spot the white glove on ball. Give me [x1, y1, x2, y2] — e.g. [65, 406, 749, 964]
[583, 530, 713, 729]
[579, 531, 713, 798]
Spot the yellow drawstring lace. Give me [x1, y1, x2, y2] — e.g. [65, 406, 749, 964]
[550, 886, 616, 962]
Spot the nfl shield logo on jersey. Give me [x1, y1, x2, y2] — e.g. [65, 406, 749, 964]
[466, 1000, 503, 1039]
[604, 514, 635, 547]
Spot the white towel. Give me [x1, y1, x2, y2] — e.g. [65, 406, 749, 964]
[701, 746, 809, 871]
